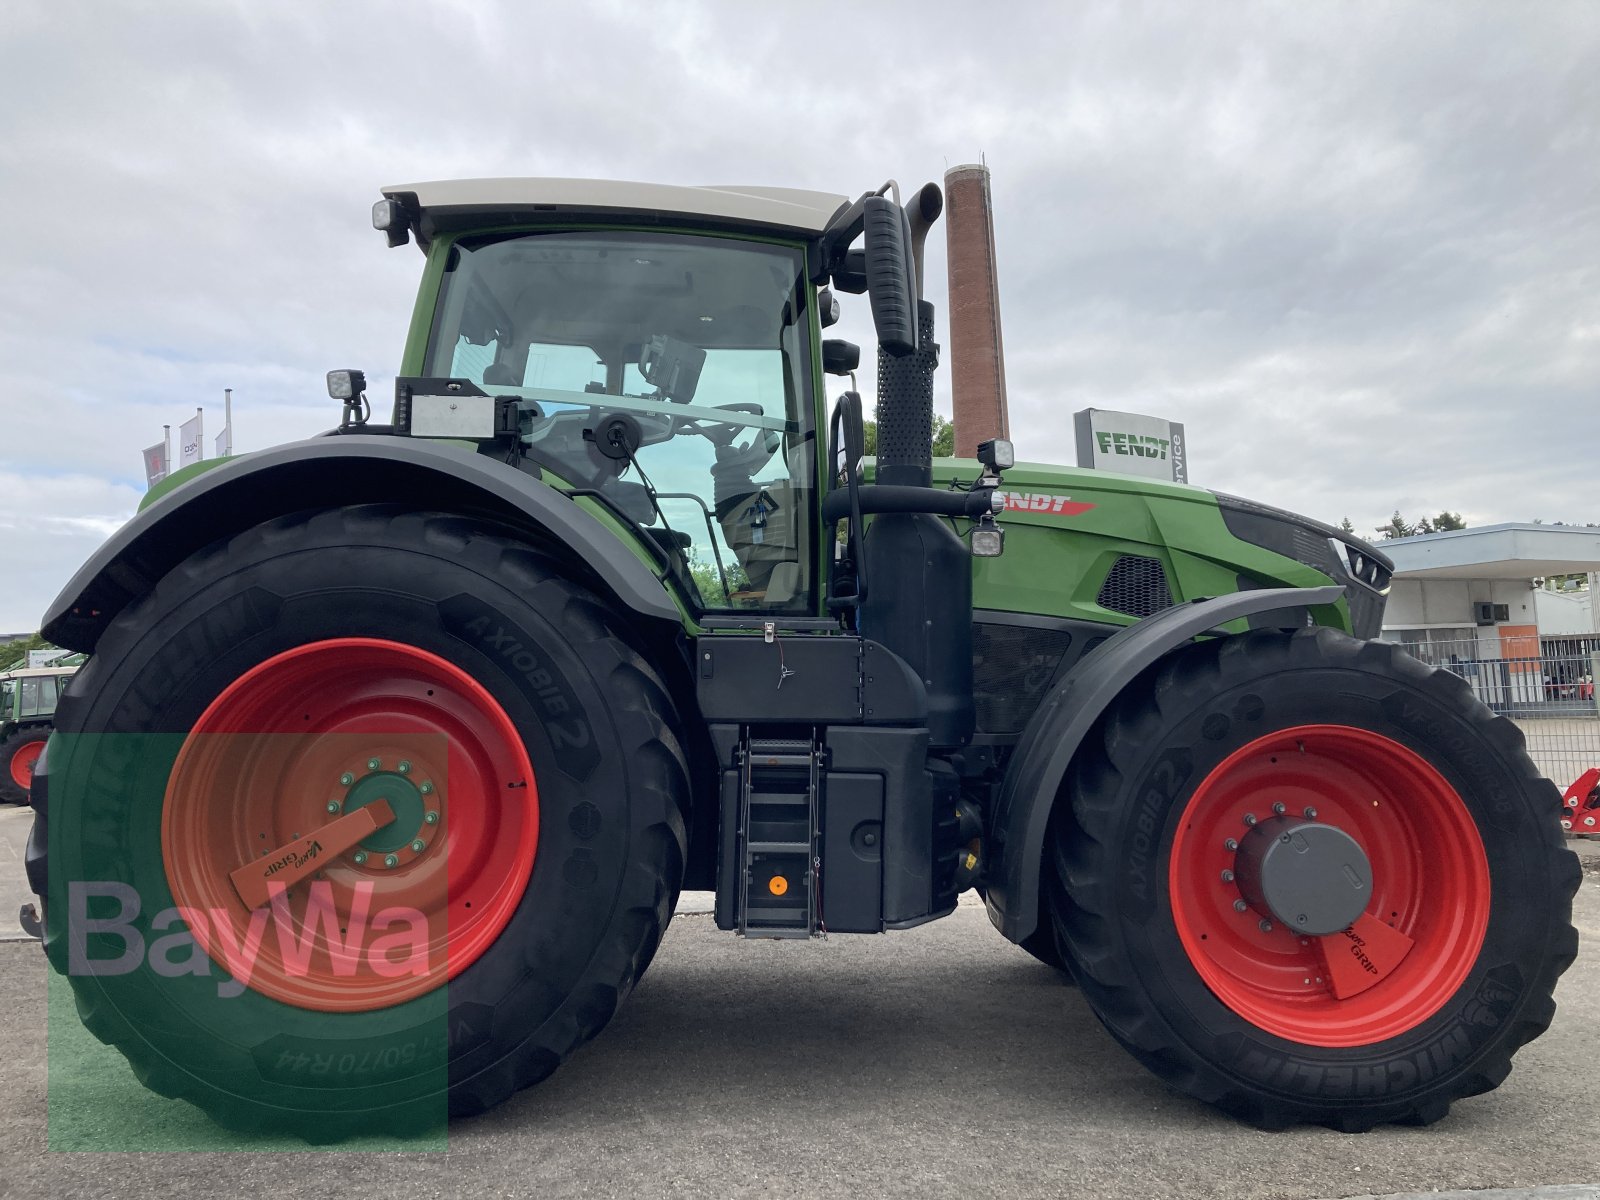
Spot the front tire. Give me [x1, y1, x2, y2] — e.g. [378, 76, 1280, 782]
[41, 506, 687, 1138]
[1048, 628, 1580, 1130]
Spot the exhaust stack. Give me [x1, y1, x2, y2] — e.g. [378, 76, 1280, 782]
[874, 183, 943, 489]
[860, 182, 974, 749]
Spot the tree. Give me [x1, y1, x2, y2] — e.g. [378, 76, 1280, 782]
[1, 631, 54, 671]
[862, 415, 956, 458]
[1338, 516, 1355, 533]
[1373, 510, 1468, 539]
[1375, 511, 1415, 540]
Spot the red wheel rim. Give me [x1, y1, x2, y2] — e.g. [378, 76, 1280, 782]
[1169, 724, 1490, 1047]
[9, 739, 43, 790]
[162, 638, 539, 1011]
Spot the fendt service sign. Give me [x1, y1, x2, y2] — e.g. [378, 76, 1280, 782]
[1073, 408, 1188, 483]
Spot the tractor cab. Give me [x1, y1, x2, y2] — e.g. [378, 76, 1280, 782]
[369, 181, 862, 617]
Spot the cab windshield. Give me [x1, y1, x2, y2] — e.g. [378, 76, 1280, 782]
[425, 230, 817, 613]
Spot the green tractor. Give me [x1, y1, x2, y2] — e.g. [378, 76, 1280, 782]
[0, 663, 77, 805]
[28, 176, 1578, 1138]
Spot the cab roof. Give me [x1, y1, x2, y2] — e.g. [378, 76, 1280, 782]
[380, 178, 850, 244]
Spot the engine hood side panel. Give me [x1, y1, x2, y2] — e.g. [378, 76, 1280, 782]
[936, 458, 1369, 633]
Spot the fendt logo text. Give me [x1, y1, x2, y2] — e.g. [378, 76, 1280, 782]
[1096, 431, 1170, 460]
[995, 492, 1096, 517]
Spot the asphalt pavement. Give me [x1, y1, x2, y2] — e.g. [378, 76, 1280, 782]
[0, 802, 1595, 1199]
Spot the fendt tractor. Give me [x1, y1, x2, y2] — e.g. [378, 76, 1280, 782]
[0, 663, 77, 805]
[27, 176, 1578, 1138]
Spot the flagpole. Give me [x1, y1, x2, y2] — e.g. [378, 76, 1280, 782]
[163, 424, 171, 472]
[224, 388, 232, 456]
[197, 407, 204, 461]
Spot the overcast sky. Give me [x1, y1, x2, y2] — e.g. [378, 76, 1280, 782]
[2, 1, 1596, 632]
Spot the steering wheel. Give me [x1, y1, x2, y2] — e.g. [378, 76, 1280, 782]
[674, 402, 769, 448]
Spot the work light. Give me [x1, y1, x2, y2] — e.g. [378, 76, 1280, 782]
[326, 369, 366, 401]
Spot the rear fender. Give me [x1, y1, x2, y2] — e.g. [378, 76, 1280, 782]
[42, 435, 683, 652]
[984, 585, 1345, 943]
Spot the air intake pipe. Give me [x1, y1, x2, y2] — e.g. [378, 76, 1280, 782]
[858, 182, 974, 749]
[874, 183, 943, 489]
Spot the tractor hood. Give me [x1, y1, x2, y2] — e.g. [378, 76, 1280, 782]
[925, 457, 1391, 639]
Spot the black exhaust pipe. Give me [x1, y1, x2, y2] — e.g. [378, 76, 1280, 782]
[861, 182, 973, 749]
[874, 183, 943, 490]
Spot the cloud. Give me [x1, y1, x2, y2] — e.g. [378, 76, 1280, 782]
[1, 0, 1596, 629]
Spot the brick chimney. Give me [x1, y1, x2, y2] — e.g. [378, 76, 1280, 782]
[943, 163, 1010, 458]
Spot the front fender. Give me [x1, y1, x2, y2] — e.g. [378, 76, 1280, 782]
[42, 435, 683, 651]
[983, 584, 1345, 943]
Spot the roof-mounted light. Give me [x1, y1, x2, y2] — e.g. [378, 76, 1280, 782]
[371, 198, 409, 248]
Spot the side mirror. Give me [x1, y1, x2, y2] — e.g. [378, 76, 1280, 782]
[862, 196, 918, 357]
[822, 339, 860, 376]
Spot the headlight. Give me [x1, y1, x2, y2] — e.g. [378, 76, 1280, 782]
[1213, 492, 1393, 638]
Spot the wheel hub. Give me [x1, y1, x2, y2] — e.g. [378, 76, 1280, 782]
[336, 759, 441, 859]
[1233, 816, 1372, 936]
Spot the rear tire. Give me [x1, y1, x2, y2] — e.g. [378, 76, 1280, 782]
[40, 506, 687, 1138]
[1048, 628, 1580, 1130]
[0, 726, 49, 805]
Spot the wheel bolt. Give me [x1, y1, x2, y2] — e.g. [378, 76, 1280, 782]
[420, 782, 434, 796]
[411, 839, 426, 853]
[1242, 813, 1257, 826]
[1220, 869, 1235, 883]
[398, 760, 412, 775]
[1259, 919, 1273, 933]
[384, 853, 399, 868]
[326, 801, 340, 814]
[1303, 806, 1318, 819]
[1234, 899, 1249, 913]
[1296, 914, 1308, 925]
[424, 810, 439, 825]
[353, 851, 368, 865]
[339, 772, 355, 786]
[368, 758, 382, 771]
[1272, 802, 1286, 815]
[1223, 837, 1238, 851]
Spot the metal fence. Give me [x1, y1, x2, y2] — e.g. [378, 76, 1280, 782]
[1387, 634, 1600, 797]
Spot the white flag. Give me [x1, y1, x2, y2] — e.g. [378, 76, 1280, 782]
[142, 441, 168, 487]
[215, 423, 232, 457]
[179, 412, 204, 468]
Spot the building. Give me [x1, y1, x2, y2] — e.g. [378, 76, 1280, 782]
[1381, 523, 1600, 720]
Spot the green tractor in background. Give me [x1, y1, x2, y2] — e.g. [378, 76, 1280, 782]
[28, 175, 1578, 1138]
[0, 662, 78, 805]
